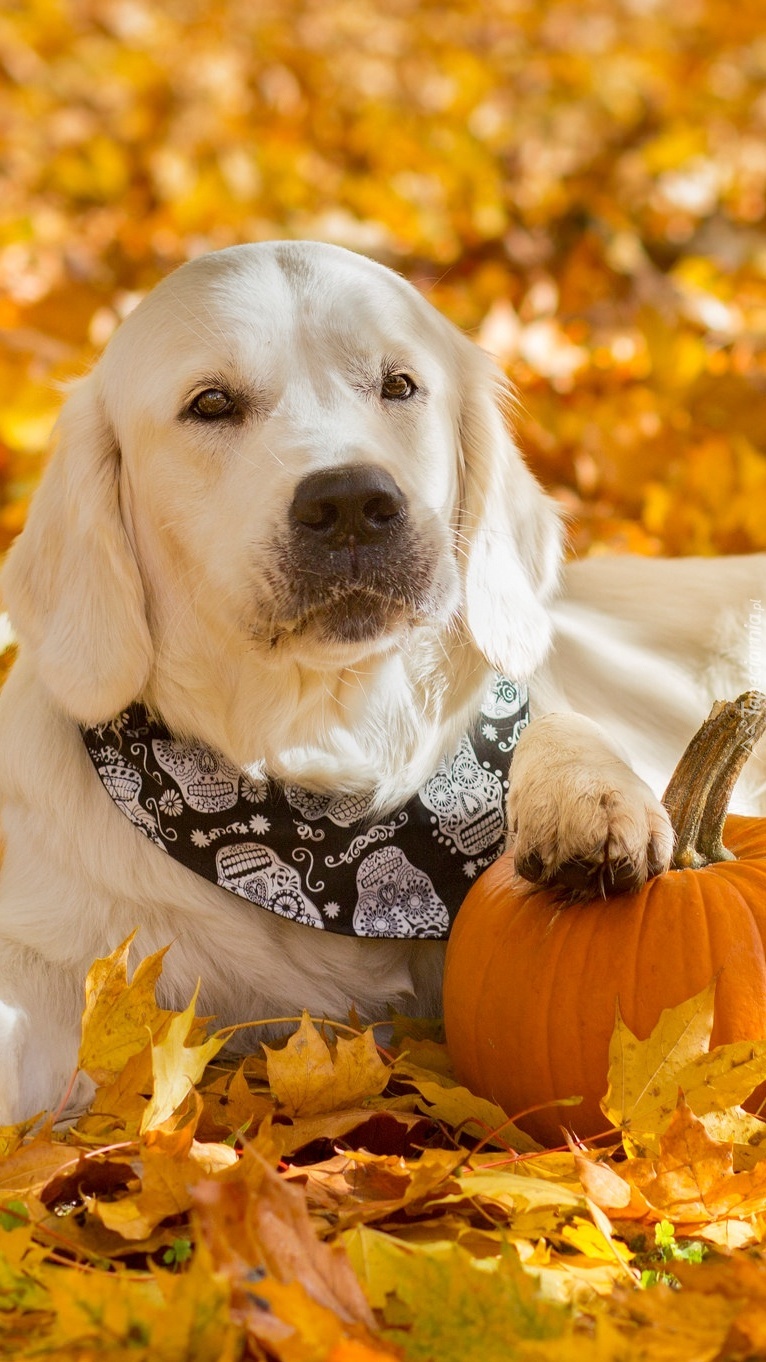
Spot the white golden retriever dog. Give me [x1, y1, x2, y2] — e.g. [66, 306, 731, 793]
[0, 240, 763, 1121]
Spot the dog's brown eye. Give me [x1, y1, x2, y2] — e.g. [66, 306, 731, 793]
[381, 373, 415, 400]
[190, 388, 234, 419]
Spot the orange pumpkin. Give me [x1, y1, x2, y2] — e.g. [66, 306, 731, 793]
[443, 692, 766, 1146]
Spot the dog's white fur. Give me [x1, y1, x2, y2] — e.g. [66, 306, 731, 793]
[0, 240, 762, 1121]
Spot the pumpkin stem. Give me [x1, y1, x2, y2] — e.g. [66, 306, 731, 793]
[662, 691, 766, 869]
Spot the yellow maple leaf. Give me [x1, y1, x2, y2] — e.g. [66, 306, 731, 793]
[200, 1059, 274, 1139]
[264, 1014, 390, 1118]
[140, 987, 227, 1133]
[673, 1043, 766, 1125]
[603, 980, 766, 1153]
[78, 932, 174, 1086]
[602, 980, 715, 1142]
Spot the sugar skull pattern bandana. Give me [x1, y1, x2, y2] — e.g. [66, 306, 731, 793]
[81, 676, 528, 939]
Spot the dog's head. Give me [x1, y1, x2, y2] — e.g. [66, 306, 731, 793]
[3, 242, 562, 727]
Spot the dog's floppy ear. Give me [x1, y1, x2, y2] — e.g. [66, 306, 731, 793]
[2, 377, 153, 723]
[458, 348, 563, 678]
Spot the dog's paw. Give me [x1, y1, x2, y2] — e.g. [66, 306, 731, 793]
[511, 778, 673, 898]
[507, 715, 674, 900]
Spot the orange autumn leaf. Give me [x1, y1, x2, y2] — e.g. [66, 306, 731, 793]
[193, 1144, 378, 1356]
[579, 1096, 766, 1227]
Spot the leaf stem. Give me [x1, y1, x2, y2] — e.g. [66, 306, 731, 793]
[215, 1014, 391, 1039]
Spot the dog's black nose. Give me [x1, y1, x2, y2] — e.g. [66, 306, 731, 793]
[290, 465, 406, 546]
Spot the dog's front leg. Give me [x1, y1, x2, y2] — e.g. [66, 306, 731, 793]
[507, 713, 674, 899]
[0, 945, 94, 1124]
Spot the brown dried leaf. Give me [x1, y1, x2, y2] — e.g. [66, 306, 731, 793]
[193, 1144, 376, 1353]
[90, 1147, 199, 1242]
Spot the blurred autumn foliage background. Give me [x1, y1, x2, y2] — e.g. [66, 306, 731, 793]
[2, 0, 766, 558]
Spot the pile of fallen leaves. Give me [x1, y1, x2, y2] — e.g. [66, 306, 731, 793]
[2, 933, 766, 1360]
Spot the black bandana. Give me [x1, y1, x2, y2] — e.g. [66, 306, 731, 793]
[81, 676, 528, 939]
